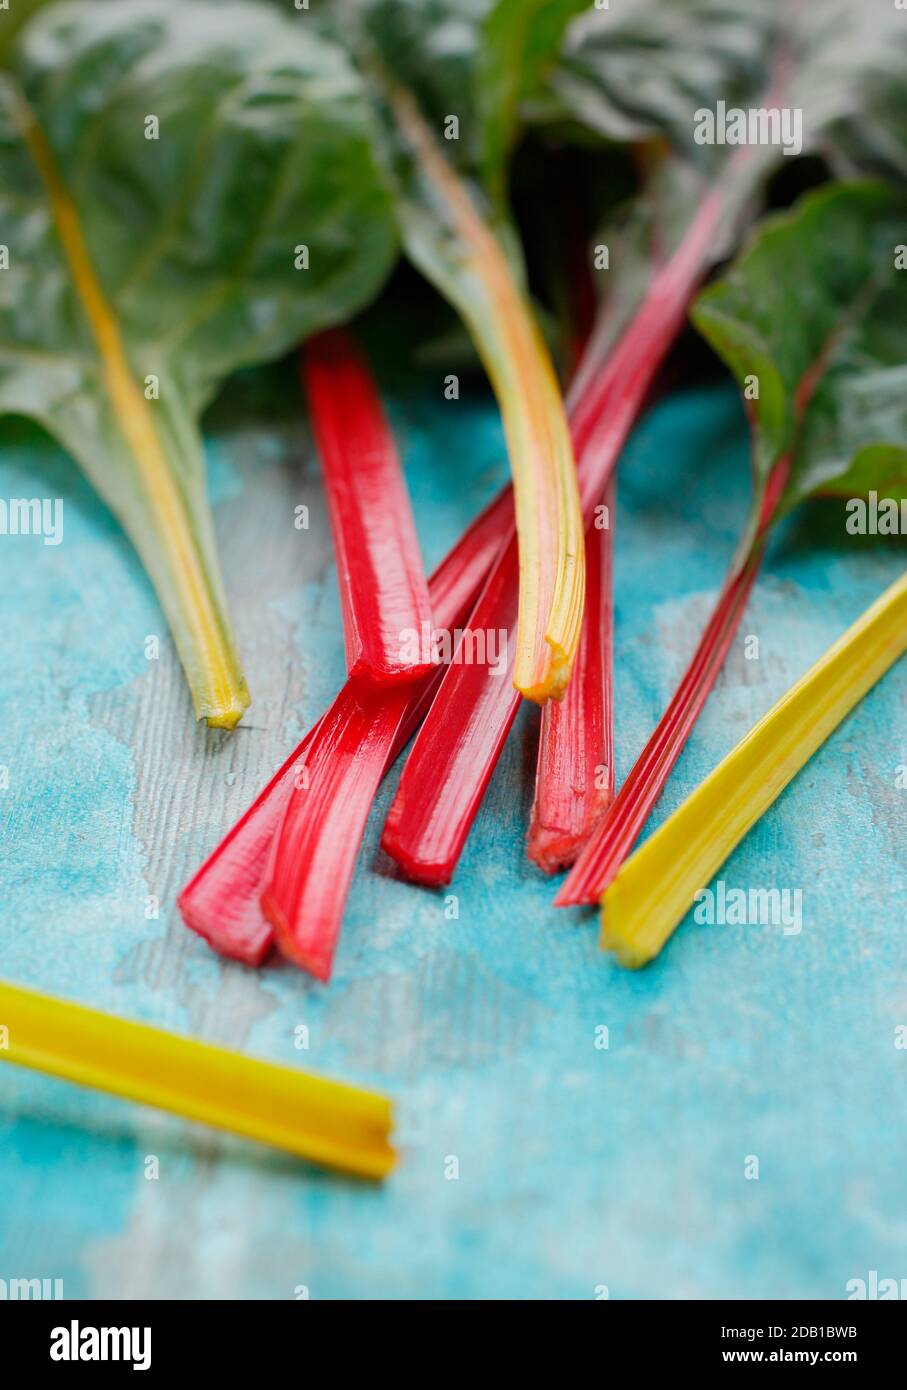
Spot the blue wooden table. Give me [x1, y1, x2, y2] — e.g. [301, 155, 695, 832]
[1, 371, 904, 1299]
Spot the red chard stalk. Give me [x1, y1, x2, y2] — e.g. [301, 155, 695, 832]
[528, 481, 615, 873]
[302, 329, 434, 687]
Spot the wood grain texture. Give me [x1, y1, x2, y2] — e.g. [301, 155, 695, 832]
[0, 375, 904, 1299]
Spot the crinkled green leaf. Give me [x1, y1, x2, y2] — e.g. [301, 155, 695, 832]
[544, 0, 907, 177]
[535, 0, 907, 282]
[541, 3, 907, 439]
[0, 0, 398, 725]
[533, 2, 783, 394]
[691, 181, 907, 515]
[542, 0, 777, 163]
[790, 0, 907, 181]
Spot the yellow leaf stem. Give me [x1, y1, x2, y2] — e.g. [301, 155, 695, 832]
[601, 571, 907, 967]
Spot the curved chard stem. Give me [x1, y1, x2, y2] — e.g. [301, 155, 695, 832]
[261, 474, 512, 979]
[568, 184, 729, 476]
[380, 178, 731, 887]
[178, 488, 511, 968]
[563, 182, 907, 906]
[386, 82, 585, 702]
[16, 93, 249, 729]
[532, 62, 799, 819]
[302, 328, 434, 687]
[528, 480, 614, 873]
[601, 570, 907, 968]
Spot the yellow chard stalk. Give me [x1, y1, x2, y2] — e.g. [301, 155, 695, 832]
[601, 571, 907, 967]
[387, 84, 585, 701]
[0, 979, 396, 1178]
[18, 110, 249, 729]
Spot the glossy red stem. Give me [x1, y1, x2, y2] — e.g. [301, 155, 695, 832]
[261, 681, 414, 979]
[528, 479, 615, 873]
[302, 328, 434, 687]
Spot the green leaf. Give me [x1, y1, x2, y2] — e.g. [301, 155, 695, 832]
[691, 181, 907, 516]
[543, 6, 907, 495]
[0, 0, 398, 727]
[477, 0, 587, 202]
[790, 0, 907, 181]
[544, 0, 776, 162]
[543, 1, 907, 183]
[531, 3, 783, 401]
[360, 0, 493, 159]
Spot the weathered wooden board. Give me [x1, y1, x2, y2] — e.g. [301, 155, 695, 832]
[1, 372, 904, 1299]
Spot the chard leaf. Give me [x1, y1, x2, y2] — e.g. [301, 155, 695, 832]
[360, 0, 496, 172]
[543, 1, 907, 190]
[0, 0, 398, 726]
[538, 0, 905, 322]
[541, 3, 907, 469]
[789, 0, 907, 181]
[477, 0, 588, 201]
[543, 0, 777, 162]
[534, 3, 785, 401]
[691, 181, 907, 516]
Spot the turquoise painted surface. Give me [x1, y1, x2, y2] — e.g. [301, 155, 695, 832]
[0, 376, 904, 1300]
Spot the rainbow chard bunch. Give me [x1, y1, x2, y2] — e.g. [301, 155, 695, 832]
[170, 0, 907, 978]
[0, 0, 397, 726]
[179, 0, 615, 975]
[374, 0, 778, 883]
